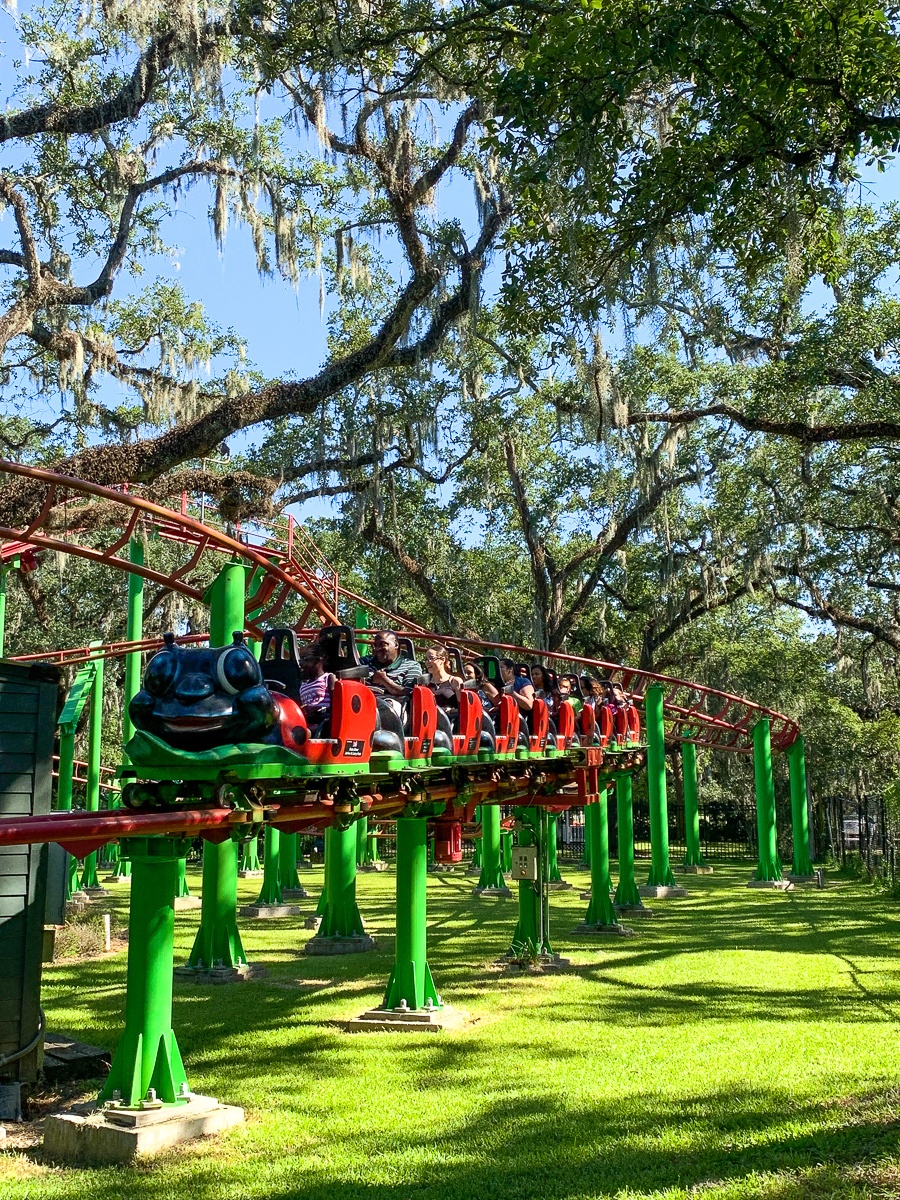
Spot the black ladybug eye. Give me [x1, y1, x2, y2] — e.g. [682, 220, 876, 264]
[144, 651, 178, 697]
[216, 647, 261, 695]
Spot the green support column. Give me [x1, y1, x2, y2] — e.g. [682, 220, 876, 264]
[356, 816, 368, 867]
[122, 539, 144, 755]
[56, 732, 74, 814]
[279, 831, 302, 892]
[79, 648, 105, 890]
[0, 562, 8, 658]
[681, 740, 709, 870]
[187, 562, 249, 973]
[100, 836, 194, 1107]
[547, 816, 566, 885]
[468, 806, 484, 874]
[582, 788, 619, 927]
[239, 835, 261, 874]
[510, 807, 552, 957]
[788, 735, 814, 878]
[645, 683, 676, 887]
[55, 729, 80, 898]
[613, 773, 643, 909]
[307, 823, 373, 952]
[175, 857, 192, 899]
[501, 830, 512, 874]
[752, 718, 784, 882]
[112, 538, 146, 881]
[581, 803, 593, 868]
[363, 824, 382, 868]
[57, 661, 96, 899]
[382, 818, 440, 1011]
[255, 826, 283, 905]
[186, 838, 246, 969]
[474, 804, 509, 894]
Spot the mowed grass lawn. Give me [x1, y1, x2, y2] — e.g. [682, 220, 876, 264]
[4, 861, 900, 1200]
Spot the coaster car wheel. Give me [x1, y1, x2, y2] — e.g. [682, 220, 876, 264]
[121, 781, 163, 811]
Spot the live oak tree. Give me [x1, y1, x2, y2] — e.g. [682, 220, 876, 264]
[0, 0, 508, 526]
[3, 1, 900, 757]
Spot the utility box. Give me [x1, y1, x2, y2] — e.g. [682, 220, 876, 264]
[0, 660, 58, 1090]
[510, 844, 538, 881]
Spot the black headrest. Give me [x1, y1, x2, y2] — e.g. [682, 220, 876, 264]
[446, 646, 465, 676]
[396, 636, 416, 661]
[477, 655, 503, 684]
[316, 624, 364, 674]
[563, 673, 585, 698]
[260, 628, 302, 695]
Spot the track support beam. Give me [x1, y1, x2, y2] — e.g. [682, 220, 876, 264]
[382, 817, 440, 1010]
[100, 836, 193, 1107]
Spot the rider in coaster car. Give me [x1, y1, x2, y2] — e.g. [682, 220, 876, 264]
[530, 665, 548, 699]
[557, 675, 583, 715]
[297, 643, 334, 727]
[464, 661, 497, 709]
[499, 657, 534, 714]
[423, 645, 462, 709]
[601, 680, 627, 713]
[362, 631, 422, 702]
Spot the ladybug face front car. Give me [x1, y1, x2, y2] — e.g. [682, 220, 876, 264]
[129, 633, 276, 751]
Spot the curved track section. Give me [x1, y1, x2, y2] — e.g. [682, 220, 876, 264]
[0, 462, 797, 754]
[0, 460, 340, 629]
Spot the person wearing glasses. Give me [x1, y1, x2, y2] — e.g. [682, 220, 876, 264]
[423, 645, 463, 709]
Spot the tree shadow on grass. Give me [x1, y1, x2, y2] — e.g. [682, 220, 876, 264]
[31, 1081, 900, 1200]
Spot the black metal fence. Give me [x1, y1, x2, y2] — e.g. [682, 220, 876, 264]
[820, 791, 897, 881]
[555, 796, 763, 863]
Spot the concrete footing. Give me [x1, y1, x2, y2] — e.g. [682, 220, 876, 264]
[238, 904, 302, 919]
[359, 862, 388, 872]
[746, 878, 794, 890]
[237, 869, 264, 879]
[282, 886, 309, 900]
[345, 1004, 469, 1033]
[498, 952, 573, 973]
[173, 895, 202, 911]
[547, 880, 573, 890]
[428, 863, 458, 874]
[572, 921, 636, 938]
[104, 873, 131, 884]
[303, 914, 321, 930]
[174, 963, 267, 984]
[305, 934, 375, 955]
[84, 886, 110, 898]
[639, 884, 688, 899]
[42, 1094, 244, 1164]
[676, 864, 714, 874]
[472, 885, 513, 898]
[787, 873, 818, 884]
[615, 903, 654, 918]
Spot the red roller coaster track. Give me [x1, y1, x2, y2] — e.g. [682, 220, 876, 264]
[0, 459, 798, 754]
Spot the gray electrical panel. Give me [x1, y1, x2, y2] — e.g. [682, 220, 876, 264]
[510, 844, 538, 881]
[0, 660, 58, 1085]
